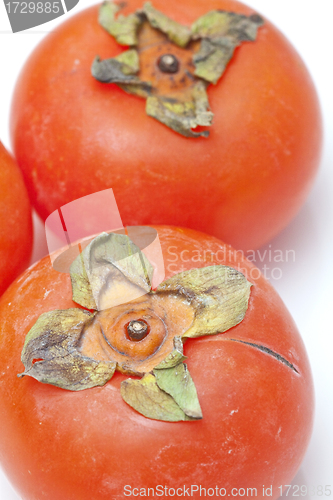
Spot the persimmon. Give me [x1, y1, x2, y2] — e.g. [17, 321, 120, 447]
[0, 226, 314, 499]
[0, 141, 33, 296]
[10, 0, 322, 251]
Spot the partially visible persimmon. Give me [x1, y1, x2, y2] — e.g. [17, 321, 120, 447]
[0, 141, 33, 296]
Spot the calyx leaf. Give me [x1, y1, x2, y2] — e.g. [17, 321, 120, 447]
[191, 10, 263, 39]
[156, 265, 252, 338]
[146, 81, 213, 138]
[115, 49, 140, 73]
[91, 56, 142, 84]
[92, 51, 152, 98]
[93, 1, 263, 137]
[99, 1, 142, 46]
[191, 11, 264, 84]
[142, 2, 191, 48]
[92, 49, 140, 83]
[70, 232, 154, 311]
[154, 363, 202, 419]
[154, 336, 186, 369]
[120, 373, 199, 422]
[19, 309, 116, 391]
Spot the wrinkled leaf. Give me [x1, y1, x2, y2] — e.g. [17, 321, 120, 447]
[92, 54, 152, 97]
[69, 250, 96, 310]
[191, 10, 263, 40]
[92, 56, 141, 83]
[154, 336, 186, 369]
[121, 373, 196, 421]
[118, 81, 152, 99]
[192, 11, 264, 83]
[156, 265, 252, 338]
[154, 363, 202, 419]
[99, 1, 142, 46]
[99, 0, 119, 31]
[192, 80, 214, 126]
[115, 49, 140, 73]
[146, 82, 212, 138]
[193, 38, 236, 85]
[70, 232, 154, 311]
[143, 2, 191, 48]
[19, 309, 116, 391]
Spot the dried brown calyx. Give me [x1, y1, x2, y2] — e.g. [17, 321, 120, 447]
[92, 1, 263, 138]
[19, 232, 252, 422]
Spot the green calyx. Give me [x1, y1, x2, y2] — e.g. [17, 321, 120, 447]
[145, 81, 213, 139]
[92, 1, 263, 138]
[191, 11, 263, 84]
[121, 364, 202, 422]
[18, 309, 116, 391]
[156, 265, 252, 338]
[143, 2, 191, 48]
[99, 2, 142, 46]
[19, 232, 252, 422]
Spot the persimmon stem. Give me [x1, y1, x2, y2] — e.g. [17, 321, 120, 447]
[127, 320, 149, 341]
[157, 54, 179, 74]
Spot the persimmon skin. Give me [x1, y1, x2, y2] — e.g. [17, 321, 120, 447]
[0, 142, 33, 297]
[10, 0, 322, 251]
[0, 226, 313, 500]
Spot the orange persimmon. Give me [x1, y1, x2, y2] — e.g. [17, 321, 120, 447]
[0, 226, 313, 499]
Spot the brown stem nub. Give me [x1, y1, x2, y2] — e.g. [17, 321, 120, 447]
[157, 54, 180, 74]
[127, 320, 149, 341]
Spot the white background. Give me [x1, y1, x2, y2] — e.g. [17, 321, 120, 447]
[0, 0, 333, 498]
